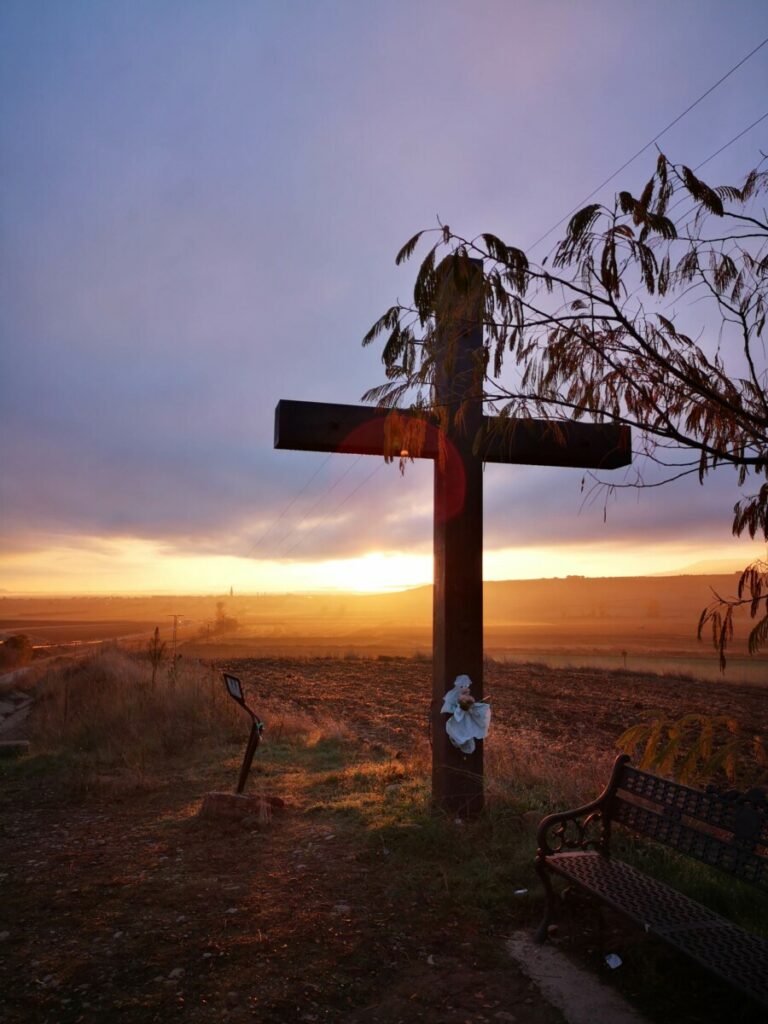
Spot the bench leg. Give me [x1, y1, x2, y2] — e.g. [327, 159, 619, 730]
[534, 861, 557, 944]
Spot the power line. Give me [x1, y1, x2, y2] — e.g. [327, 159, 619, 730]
[662, 109, 768, 228]
[526, 35, 768, 254]
[264, 51, 768, 569]
[273, 455, 365, 555]
[281, 459, 386, 559]
[246, 452, 333, 557]
[327, 459, 386, 515]
[693, 108, 768, 172]
[280, 459, 386, 559]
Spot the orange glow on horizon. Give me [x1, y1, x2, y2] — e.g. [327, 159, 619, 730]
[0, 534, 764, 595]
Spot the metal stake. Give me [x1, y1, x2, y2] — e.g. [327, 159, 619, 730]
[223, 673, 264, 794]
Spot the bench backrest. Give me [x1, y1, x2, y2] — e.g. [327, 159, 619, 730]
[609, 761, 768, 892]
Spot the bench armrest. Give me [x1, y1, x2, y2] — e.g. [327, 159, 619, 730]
[536, 754, 630, 858]
[536, 802, 608, 857]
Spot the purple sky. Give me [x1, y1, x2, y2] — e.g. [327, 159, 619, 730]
[2, 1, 767, 592]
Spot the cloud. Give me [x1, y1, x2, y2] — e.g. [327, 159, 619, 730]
[2, 1, 766, 589]
[4, 445, 748, 572]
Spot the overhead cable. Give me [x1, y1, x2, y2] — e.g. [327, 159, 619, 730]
[663, 108, 768, 227]
[273, 455, 364, 555]
[526, 35, 768, 254]
[246, 452, 333, 557]
[280, 460, 386, 559]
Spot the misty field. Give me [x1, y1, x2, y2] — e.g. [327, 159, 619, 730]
[4, 575, 767, 684]
[188, 628, 768, 686]
[1, 649, 767, 1023]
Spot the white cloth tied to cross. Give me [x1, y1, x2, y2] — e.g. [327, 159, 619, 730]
[440, 674, 491, 754]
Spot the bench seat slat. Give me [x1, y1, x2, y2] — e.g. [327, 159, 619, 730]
[545, 850, 768, 1005]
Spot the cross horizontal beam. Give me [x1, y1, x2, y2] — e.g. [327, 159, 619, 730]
[274, 399, 631, 470]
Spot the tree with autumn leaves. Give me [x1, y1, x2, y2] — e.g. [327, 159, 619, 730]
[363, 154, 767, 668]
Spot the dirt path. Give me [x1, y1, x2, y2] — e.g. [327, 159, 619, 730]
[0, 744, 562, 1023]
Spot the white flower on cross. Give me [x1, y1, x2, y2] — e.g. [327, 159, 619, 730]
[440, 674, 491, 754]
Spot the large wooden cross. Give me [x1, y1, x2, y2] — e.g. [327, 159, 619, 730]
[274, 261, 631, 816]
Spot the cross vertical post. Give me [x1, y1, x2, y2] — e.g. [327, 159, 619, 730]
[273, 258, 631, 819]
[431, 259, 485, 815]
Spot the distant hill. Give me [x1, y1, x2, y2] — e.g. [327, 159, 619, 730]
[5, 575, 765, 667]
[354, 573, 745, 627]
[0, 573, 754, 639]
[0, 573, 749, 620]
[654, 558, 751, 576]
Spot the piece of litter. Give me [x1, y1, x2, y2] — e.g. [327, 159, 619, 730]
[604, 953, 622, 969]
[513, 888, 528, 896]
[427, 954, 436, 966]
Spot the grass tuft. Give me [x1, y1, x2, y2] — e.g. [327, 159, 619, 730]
[30, 650, 245, 765]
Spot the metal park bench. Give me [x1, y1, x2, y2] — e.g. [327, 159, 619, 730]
[534, 753, 768, 1007]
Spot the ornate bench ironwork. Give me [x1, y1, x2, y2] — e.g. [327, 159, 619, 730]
[535, 753, 768, 1007]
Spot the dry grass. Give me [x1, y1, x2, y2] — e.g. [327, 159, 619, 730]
[255, 697, 353, 748]
[22, 648, 764, 813]
[29, 650, 242, 762]
[484, 720, 614, 812]
[25, 650, 357, 798]
[0, 656, 53, 695]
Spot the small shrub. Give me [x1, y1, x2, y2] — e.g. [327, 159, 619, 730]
[0, 634, 34, 671]
[212, 600, 238, 635]
[410, 650, 430, 663]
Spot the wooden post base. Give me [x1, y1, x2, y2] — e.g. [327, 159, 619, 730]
[198, 791, 285, 824]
